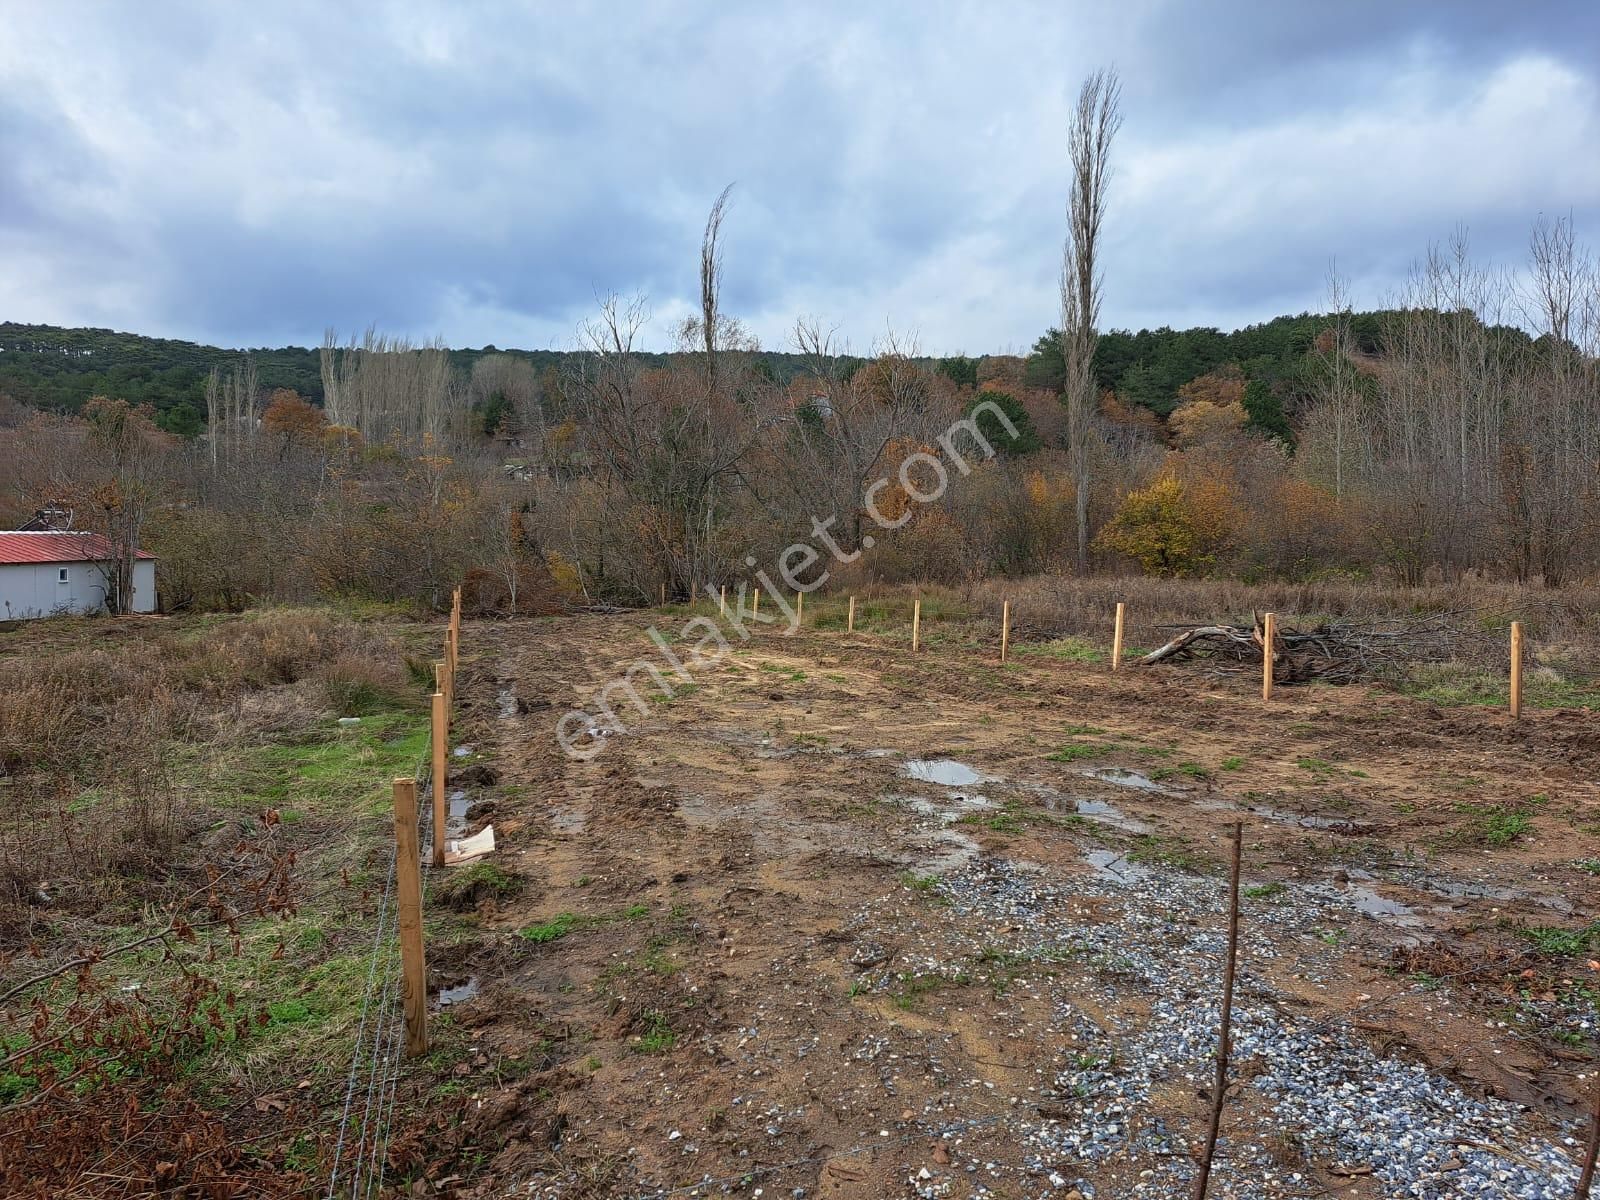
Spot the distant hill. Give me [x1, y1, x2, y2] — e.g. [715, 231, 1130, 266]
[0, 323, 879, 432]
[2, 311, 1444, 438]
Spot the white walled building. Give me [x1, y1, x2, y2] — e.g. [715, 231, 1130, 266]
[0, 532, 157, 618]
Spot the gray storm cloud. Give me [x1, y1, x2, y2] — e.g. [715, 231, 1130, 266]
[1, 0, 1596, 353]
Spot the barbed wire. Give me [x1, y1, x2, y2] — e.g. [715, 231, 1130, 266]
[327, 838, 398, 1198]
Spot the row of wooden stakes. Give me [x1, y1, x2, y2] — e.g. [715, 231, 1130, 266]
[392, 585, 463, 1058]
[699, 587, 1132, 668]
[697, 590, 1531, 718]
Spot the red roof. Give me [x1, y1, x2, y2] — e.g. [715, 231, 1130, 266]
[0, 532, 156, 565]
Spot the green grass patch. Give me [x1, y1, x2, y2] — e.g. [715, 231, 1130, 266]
[633, 1011, 676, 1054]
[1047, 743, 1100, 763]
[758, 662, 806, 681]
[890, 970, 967, 1010]
[1403, 661, 1600, 710]
[434, 863, 523, 911]
[1521, 921, 1600, 957]
[220, 711, 429, 816]
[520, 903, 655, 944]
[521, 912, 580, 943]
[1441, 801, 1537, 848]
[1128, 834, 1204, 872]
[1015, 636, 1106, 664]
[1244, 882, 1287, 900]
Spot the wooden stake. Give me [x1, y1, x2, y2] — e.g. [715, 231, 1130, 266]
[431, 693, 448, 868]
[1190, 820, 1243, 1200]
[752, 587, 760, 617]
[392, 778, 428, 1057]
[847, 595, 855, 633]
[911, 597, 921, 652]
[1000, 600, 1010, 663]
[719, 585, 727, 617]
[1510, 620, 1523, 721]
[660, 582, 666, 607]
[434, 659, 446, 696]
[1261, 611, 1276, 702]
[1111, 601, 1125, 671]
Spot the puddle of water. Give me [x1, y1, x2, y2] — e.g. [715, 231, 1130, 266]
[904, 759, 996, 786]
[438, 976, 480, 1007]
[1345, 884, 1422, 924]
[1081, 767, 1179, 795]
[446, 790, 471, 834]
[453, 745, 474, 758]
[550, 806, 586, 834]
[1307, 880, 1424, 926]
[1083, 848, 1151, 884]
[1249, 805, 1365, 832]
[1405, 875, 1574, 914]
[1032, 785, 1152, 833]
[1072, 797, 1152, 834]
[896, 793, 995, 823]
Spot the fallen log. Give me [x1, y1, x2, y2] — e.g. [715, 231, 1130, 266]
[1141, 626, 1252, 664]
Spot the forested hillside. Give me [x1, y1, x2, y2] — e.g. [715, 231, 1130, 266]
[0, 323, 839, 430]
[3, 310, 1422, 441]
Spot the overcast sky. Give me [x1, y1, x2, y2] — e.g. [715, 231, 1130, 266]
[3, 1, 1598, 355]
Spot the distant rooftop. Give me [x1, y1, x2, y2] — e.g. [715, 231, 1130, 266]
[0, 531, 156, 565]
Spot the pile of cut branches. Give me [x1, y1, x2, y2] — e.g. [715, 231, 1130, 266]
[1138, 611, 1467, 684]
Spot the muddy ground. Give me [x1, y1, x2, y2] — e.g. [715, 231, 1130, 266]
[423, 611, 1599, 1199]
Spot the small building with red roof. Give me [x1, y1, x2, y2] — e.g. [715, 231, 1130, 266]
[0, 530, 157, 618]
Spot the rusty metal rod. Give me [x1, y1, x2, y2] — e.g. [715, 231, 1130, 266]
[1577, 1065, 1599, 1198]
[1191, 820, 1243, 1200]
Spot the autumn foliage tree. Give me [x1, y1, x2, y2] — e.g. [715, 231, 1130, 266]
[260, 388, 327, 458]
[1094, 472, 1236, 576]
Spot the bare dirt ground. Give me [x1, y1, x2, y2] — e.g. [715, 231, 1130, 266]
[427, 611, 1599, 1199]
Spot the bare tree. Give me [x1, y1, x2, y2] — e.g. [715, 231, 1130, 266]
[1510, 214, 1600, 584]
[78, 398, 167, 612]
[702, 184, 733, 393]
[1059, 67, 1122, 573]
[764, 322, 953, 555]
[1316, 271, 1363, 502]
[566, 190, 784, 597]
[319, 328, 466, 448]
[203, 355, 257, 471]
